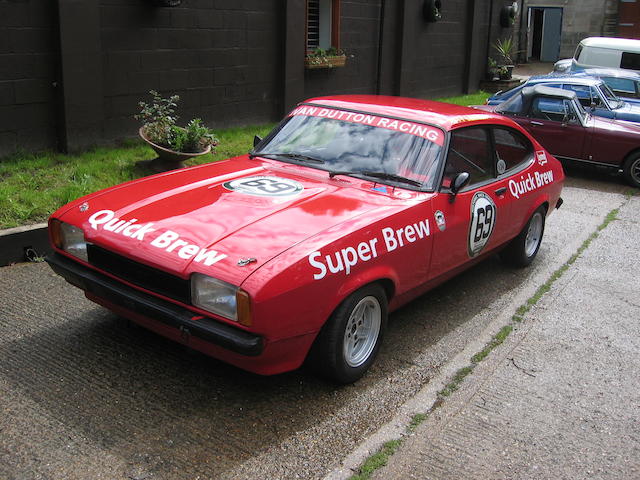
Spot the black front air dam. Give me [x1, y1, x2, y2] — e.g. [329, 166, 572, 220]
[46, 253, 263, 356]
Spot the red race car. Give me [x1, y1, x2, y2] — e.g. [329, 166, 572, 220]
[46, 96, 564, 383]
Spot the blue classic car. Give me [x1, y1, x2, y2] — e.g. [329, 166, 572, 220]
[486, 76, 640, 123]
[571, 68, 640, 105]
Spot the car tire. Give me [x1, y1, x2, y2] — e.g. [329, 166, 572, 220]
[500, 206, 546, 268]
[623, 153, 640, 188]
[307, 284, 387, 384]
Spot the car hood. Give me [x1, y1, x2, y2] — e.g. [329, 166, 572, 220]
[612, 101, 640, 117]
[60, 157, 409, 284]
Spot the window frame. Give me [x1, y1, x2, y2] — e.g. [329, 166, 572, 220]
[440, 125, 535, 192]
[305, 0, 341, 53]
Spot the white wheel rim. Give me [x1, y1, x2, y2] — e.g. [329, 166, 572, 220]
[631, 158, 640, 185]
[343, 296, 381, 368]
[525, 213, 543, 257]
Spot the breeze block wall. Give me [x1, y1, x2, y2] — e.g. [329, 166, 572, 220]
[100, 0, 284, 143]
[0, 0, 59, 158]
[0, 0, 511, 157]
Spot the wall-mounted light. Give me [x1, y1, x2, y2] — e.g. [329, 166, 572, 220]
[424, 0, 442, 23]
[500, 2, 518, 28]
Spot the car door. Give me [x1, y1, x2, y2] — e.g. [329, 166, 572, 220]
[429, 126, 512, 279]
[523, 96, 587, 160]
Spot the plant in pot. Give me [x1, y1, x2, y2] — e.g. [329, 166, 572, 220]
[493, 37, 517, 80]
[136, 90, 218, 171]
[304, 47, 347, 69]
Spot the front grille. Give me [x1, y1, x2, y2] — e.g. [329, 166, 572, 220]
[87, 244, 190, 304]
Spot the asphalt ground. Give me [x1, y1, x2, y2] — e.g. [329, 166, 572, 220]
[0, 173, 632, 480]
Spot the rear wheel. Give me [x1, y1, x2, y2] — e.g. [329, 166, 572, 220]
[307, 284, 387, 384]
[501, 206, 546, 268]
[623, 153, 640, 188]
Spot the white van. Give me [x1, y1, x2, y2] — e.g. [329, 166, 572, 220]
[554, 37, 640, 73]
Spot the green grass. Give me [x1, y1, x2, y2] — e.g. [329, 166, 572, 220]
[436, 91, 490, 106]
[0, 123, 274, 229]
[0, 90, 491, 230]
[350, 439, 403, 480]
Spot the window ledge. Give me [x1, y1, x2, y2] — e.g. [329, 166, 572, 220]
[305, 54, 347, 70]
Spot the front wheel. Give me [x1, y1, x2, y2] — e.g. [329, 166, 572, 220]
[501, 206, 546, 268]
[623, 153, 640, 188]
[307, 284, 387, 384]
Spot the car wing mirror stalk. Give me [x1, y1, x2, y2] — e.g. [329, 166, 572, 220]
[253, 135, 263, 148]
[449, 172, 470, 203]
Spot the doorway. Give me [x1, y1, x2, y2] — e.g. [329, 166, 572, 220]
[527, 7, 563, 62]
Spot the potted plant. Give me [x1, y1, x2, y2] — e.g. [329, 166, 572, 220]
[493, 36, 517, 79]
[304, 47, 347, 69]
[136, 90, 218, 170]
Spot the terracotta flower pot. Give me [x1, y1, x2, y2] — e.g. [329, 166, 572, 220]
[139, 127, 212, 172]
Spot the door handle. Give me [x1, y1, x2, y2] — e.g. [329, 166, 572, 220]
[494, 187, 507, 196]
[530, 121, 544, 126]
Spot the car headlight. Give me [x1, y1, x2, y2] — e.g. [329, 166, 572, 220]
[51, 219, 88, 262]
[191, 273, 252, 325]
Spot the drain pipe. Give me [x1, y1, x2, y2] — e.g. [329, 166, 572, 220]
[376, 0, 386, 94]
[485, 0, 495, 68]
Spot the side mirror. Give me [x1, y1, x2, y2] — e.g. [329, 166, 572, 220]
[253, 135, 262, 148]
[449, 172, 470, 202]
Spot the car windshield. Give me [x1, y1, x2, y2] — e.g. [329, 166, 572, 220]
[600, 82, 624, 109]
[495, 92, 524, 114]
[254, 108, 445, 190]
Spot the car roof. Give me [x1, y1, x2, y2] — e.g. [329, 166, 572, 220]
[524, 85, 577, 101]
[577, 68, 640, 79]
[496, 85, 577, 114]
[580, 37, 640, 51]
[527, 75, 602, 86]
[302, 95, 508, 131]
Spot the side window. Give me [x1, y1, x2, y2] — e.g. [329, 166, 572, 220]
[530, 97, 567, 122]
[306, 0, 340, 52]
[492, 128, 533, 175]
[443, 127, 493, 189]
[621, 52, 640, 71]
[562, 84, 591, 107]
[589, 86, 605, 106]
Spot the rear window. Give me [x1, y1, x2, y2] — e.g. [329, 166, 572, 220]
[578, 46, 621, 68]
[493, 128, 532, 174]
[621, 52, 640, 71]
[603, 76, 637, 95]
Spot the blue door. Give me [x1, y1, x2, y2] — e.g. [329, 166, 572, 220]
[540, 8, 562, 62]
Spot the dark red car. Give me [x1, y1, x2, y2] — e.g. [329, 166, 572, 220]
[476, 84, 640, 188]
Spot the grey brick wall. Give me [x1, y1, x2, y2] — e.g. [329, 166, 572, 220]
[0, 0, 516, 157]
[0, 0, 59, 158]
[100, 0, 283, 141]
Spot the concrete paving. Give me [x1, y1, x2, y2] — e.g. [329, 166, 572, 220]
[0, 177, 632, 480]
[368, 194, 640, 479]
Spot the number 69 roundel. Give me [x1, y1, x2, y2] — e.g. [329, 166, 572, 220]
[468, 191, 497, 257]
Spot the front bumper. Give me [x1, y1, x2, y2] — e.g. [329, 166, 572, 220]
[46, 252, 263, 356]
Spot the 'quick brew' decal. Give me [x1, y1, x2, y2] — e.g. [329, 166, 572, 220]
[88, 210, 227, 266]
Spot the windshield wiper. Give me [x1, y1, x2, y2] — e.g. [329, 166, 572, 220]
[329, 170, 422, 187]
[249, 151, 325, 164]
